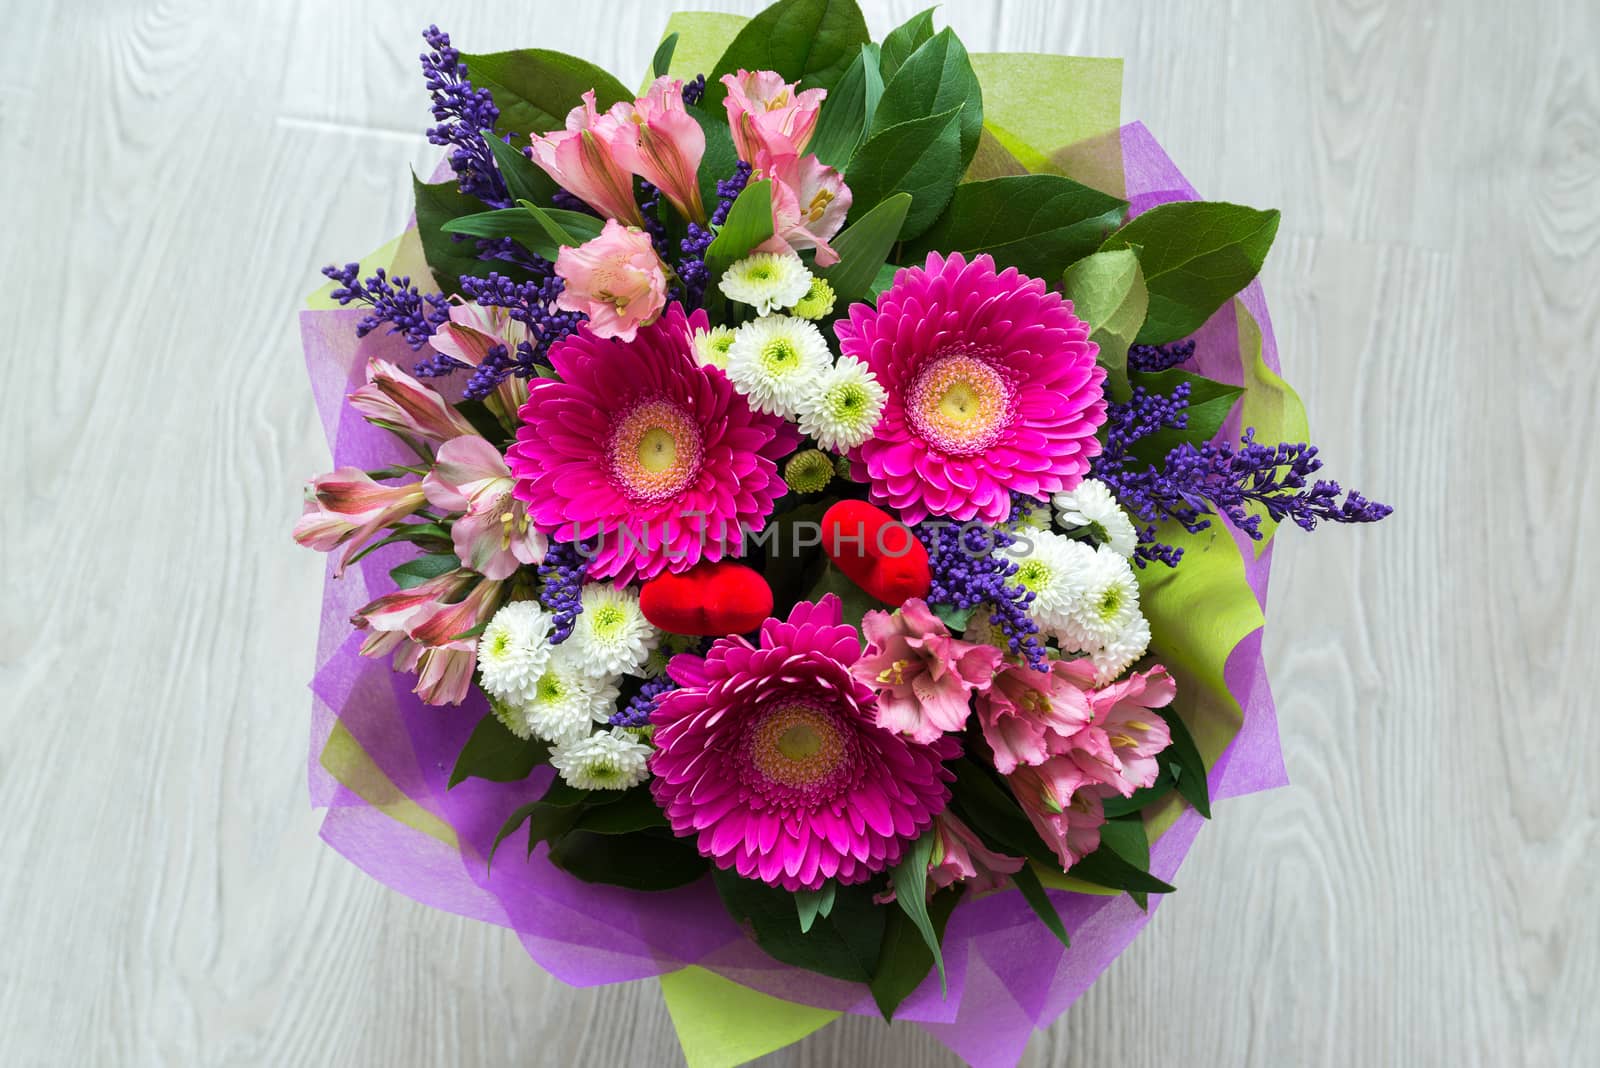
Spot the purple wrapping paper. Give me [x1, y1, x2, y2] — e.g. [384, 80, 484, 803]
[302, 120, 1288, 1067]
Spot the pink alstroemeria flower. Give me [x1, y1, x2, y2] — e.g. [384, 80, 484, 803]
[529, 91, 645, 227]
[1008, 758, 1106, 870]
[347, 358, 478, 444]
[853, 598, 1002, 744]
[423, 435, 546, 580]
[553, 219, 669, 342]
[721, 70, 827, 162]
[928, 812, 1025, 894]
[429, 303, 532, 417]
[293, 468, 426, 574]
[755, 151, 852, 266]
[1051, 662, 1176, 798]
[351, 569, 502, 706]
[976, 658, 1095, 775]
[608, 77, 706, 223]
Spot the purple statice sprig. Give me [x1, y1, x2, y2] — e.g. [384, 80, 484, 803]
[537, 541, 589, 643]
[321, 263, 452, 350]
[609, 674, 675, 729]
[677, 161, 753, 308]
[1127, 339, 1197, 374]
[914, 497, 1049, 670]
[1094, 376, 1393, 565]
[421, 26, 510, 208]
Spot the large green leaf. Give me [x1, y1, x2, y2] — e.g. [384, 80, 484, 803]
[448, 713, 549, 788]
[411, 174, 490, 293]
[1124, 368, 1245, 466]
[389, 553, 460, 590]
[704, 0, 871, 109]
[548, 829, 706, 890]
[870, 28, 984, 171]
[869, 887, 962, 1019]
[905, 174, 1126, 282]
[807, 43, 883, 169]
[704, 179, 775, 278]
[1010, 863, 1070, 947]
[651, 32, 679, 79]
[1096, 815, 1153, 908]
[1063, 248, 1148, 402]
[844, 108, 963, 241]
[888, 832, 946, 993]
[813, 192, 910, 305]
[461, 49, 632, 137]
[690, 105, 740, 222]
[442, 205, 603, 260]
[1158, 705, 1213, 819]
[878, 7, 936, 83]
[946, 759, 1057, 867]
[478, 131, 558, 206]
[569, 787, 670, 833]
[1101, 201, 1281, 344]
[1067, 836, 1176, 897]
[712, 869, 886, 983]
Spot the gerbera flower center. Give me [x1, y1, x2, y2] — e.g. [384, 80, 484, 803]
[607, 396, 704, 503]
[905, 349, 1016, 457]
[746, 701, 851, 800]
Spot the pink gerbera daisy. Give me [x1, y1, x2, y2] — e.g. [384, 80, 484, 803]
[649, 595, 958, 891]
[507, 305, 797, 582]
[836, 252, 1108, 524]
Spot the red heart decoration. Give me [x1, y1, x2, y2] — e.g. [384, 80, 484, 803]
[639, 560, 774, 636]
[820, 500, 932, 606]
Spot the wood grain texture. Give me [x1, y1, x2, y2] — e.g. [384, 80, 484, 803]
[0, 0, 1594, 1064]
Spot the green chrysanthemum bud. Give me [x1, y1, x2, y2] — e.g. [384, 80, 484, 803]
[792, 277, 837, 320]
[784, 448, 836, 494]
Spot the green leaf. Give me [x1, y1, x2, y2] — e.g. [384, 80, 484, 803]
[412, 174, 490, 293]
[1011, 864, 1071, 947]
[1100, 201, 1281, 344]
[868, 261, 899, 297]
[652, 32, 679, 78]
[870, 28, 984, 171]
[931, 603, 975, 631]
[1124, 368, 1244, 466]
[813, 192, 910, 305]
[1158, 706, 1212, 818]
[807, 43, 883, 169]
[549, 829, 707, 890]
[488, 801, 540, 867]
[947, 759, 1057, 868]
[795, 888, 827, 934]
[816, 880, 837, 919]
[345, 521, 454, 565]
[1063, 248, 1148, 402]
[569, 788, 670, 833]
[905, 174, 1127, 282]
[448, 713, 550, 788]
[1099, 779, 1174, 819]
[889, 831, 946, 993]
[1067, 838, 1176, 896]
[713, 870, 886, 983]
[704, 180, 775, 278]
[389, 554, 460, 590]
[478, 131, 557, 207]
[515, 200, 607, 255]
[870, 887, 962, 1019]
[844, 108, 963, 241]
[878, 7, 936, 83]
[1097, 816, 1153, 909]
[461, 49, 632, 137]
[704, 0, 871, 110]
[689, 106, 739, 226]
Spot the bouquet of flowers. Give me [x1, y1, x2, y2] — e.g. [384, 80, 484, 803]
[295, 3, 1391, 1064]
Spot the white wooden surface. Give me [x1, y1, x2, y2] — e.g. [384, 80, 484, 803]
[1, 0, 1595, 1064]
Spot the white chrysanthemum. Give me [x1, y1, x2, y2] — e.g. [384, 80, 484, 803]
[1085, 613, 1151, 685]
[1056, 545, 1144, 649]
[718, 251, 813, 314]
[1010, 530, 1097, 632]
[796, 356, 887, 451]
[476, 600, 556, 704]
[691, 325, 736, 370]
[550, 728, 653, 790]
[726, 315, 833, 418]
[569, 582, 659, 678]
[1053, 479, 1138, 558]
[497, 646, 620, 745]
